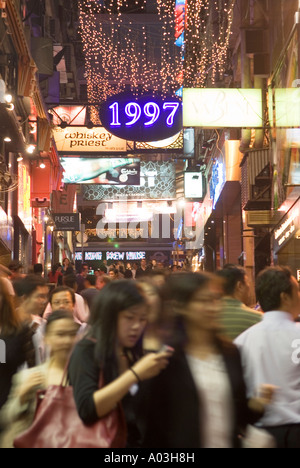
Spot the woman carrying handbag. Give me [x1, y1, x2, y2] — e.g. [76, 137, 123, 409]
[68, 280, 172, 448]
[0, 311, 79, 448]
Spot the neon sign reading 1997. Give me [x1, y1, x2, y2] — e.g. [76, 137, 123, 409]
[99, 93, 182, 142]
[109, 102, 180, 128]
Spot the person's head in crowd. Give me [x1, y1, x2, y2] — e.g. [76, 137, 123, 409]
[99, 264, 108, 275]
[171, 264, 180, 272]
[62, 258, 71, 270]
[132, 263, 139, 271]
[33, 263, 43, 277]
[14, 275, 49, 318]
[148, 269, 167, 288]
[84, 275, 97, 289]
[50, 286, 75, 315]
[79, 263, 89, 277]
[140, 259, 147, 269]
[65, 266, 75, 276]
[118, 266, 125, 275]
[108, 268, 118, 281]
[126, 263, 132, 270]
[51, 263, 62, 276]
[0, 277, 21, 335]
[216, 264, 251, 306]
[157, 262, 165, 270]
[63, 274, 78, 292]
[8, 261, 23, 281]
[163, 272, 223, 348]
[256, 267, 300, 318]
[96, 275, 112, 291]
[137, 279, 162, 326]
[89, 280, 148, 383]
[45, 310, 79, 361]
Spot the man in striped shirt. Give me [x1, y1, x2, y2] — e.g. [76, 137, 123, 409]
[216, 265, 262, 341]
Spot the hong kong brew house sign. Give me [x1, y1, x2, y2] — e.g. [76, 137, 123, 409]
[53, 213, 80, 231]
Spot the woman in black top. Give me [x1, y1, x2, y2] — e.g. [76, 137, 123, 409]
[68, 280, 172, 448]
[142, 272, 274, 448]
[0, 278, 35, 413]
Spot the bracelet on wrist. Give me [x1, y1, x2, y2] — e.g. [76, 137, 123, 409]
[130, 368, 141, 384]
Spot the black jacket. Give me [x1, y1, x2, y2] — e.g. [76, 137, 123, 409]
[142, 340, 261, 448]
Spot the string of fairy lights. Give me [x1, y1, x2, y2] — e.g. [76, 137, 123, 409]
[77, 1, 236, 123]
[184, 0, 236, 88]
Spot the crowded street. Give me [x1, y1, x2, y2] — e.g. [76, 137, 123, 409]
[0, 0, 300, 451]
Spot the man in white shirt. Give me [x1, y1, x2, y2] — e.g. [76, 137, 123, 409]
[235, 266, 300, 448]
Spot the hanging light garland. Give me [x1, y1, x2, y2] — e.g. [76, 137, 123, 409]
[77, 1, 235, 124]
[184, 0, 235, 87]
[78, 0, 182, 123]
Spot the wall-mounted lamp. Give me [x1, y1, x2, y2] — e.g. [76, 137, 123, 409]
[26, 144, 36, 154]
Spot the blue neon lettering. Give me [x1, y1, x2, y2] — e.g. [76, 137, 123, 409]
[125, 103, 142, 126]
[109, 102, 121, 126]
[163, 102, 180, 126]
[144, 102, 160, 126]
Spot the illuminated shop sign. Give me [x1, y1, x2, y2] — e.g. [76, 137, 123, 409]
[99, 93, 182, 142]
[53, 213, 80, 231]
[210, 161, 226, 209]
[61, 158, 140, 185]
[183, 88, 263, 128]
[184, 172, 204, 200]
[53, 126, 127, 153]
[50, 106, 87, 126]
[274, 208, 300, 249]
[75, 251, 146, 262]
[175, 0, 187, 48]
[269, 88, 300, 127]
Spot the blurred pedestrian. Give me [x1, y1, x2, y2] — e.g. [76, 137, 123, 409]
[13, 275, 49, 365]
[136, 260, 151, 279]
[96, 274, 111, 291]
[68, 280, 172, 448]
[0, 311, 79, 448]
[235, 267, 300, 448]
[0, 278, 35, 413]
[33, 264, 43, 277]
[137, 279, 163, 352]
[62, 258, 72, 274]
[48, 264, 63, 286]
[108, 268, 118, 281]
[142, 272, 271, 448]
[80, 275, 99, 312]
[8, 261, 24, 289]
[216, 265, 262, 341]
[76, 264, 89, 293]
[0, 264, 15, 296]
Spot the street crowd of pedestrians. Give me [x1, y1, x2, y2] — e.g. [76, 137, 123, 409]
[0, 259, 300, 448]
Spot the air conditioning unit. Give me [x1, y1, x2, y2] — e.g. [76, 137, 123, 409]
[247, 210, 282, 227]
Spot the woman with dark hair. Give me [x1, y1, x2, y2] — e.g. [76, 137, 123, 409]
[48, 263, 63, 286]
[142, 272, 274, 448]
[0, 278, 35, 413]
[68, 280, 172, 447]
[0, 311, 79, 448]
